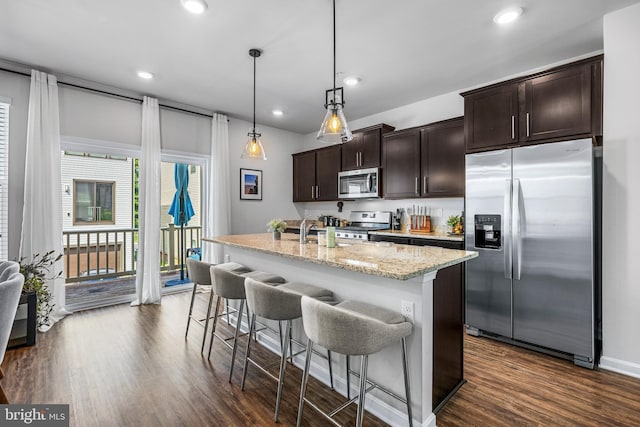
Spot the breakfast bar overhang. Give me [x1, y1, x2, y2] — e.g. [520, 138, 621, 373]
[204, 233, 477, 426]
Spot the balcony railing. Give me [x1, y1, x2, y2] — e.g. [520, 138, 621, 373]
[63, 225, 201, 283]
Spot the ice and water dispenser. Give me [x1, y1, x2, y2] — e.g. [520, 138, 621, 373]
[474, 215, 501, 249]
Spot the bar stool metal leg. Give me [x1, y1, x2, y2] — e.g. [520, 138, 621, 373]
[207, 296, 223, 359]
[228, 300, 245, 382]
[327, 350, 334, 390]
[346, 355, 351, 399]
[185, 280, 199, 338]
[201, 289, 216, 353]
[356, 355, 369, 427]
[401, 337, 413, 427]
[274, 319, 291, 422]
[241, 313, 257, 391]
[296, 338, 314, 427]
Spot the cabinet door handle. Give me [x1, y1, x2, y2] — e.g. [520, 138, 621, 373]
[511, 115, 515, 140]
[316, 185, 319, 199]
[423, 176, 427, 194]
[359, 152, 362, 167]
[356, 152, 359, 167]
[311, 186, 315, 200]
[415, 177, 419, 195]
[526, 113, 530, 137]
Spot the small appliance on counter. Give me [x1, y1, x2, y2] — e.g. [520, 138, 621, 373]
[334, 211, 392, 241]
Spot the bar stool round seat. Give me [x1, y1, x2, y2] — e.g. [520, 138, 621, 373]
[242, 278, 338, 422]
[298, 297, 414, 427]
[208, 265, 285, 382]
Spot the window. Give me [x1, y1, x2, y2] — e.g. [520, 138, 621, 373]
[73, 180, 115, 224]
[0, 100, 9, 260]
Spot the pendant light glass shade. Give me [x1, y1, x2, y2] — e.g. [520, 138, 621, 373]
[241, 48, 267, 160]
[241, 132, 267, 160]
[317, 102, 352, 143]
[317, 0, 353, 144]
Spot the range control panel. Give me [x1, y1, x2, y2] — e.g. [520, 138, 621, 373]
[474, 214, 501, 249]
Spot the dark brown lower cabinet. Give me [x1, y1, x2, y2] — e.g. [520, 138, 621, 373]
[432, 262, 464, 411]
[369, 234, 465, 410]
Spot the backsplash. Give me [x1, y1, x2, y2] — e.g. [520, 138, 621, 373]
[293, 197, 464, 233]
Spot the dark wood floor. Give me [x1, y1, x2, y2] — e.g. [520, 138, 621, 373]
[2, 291, 387, 427]
[3, 291, 640, 426]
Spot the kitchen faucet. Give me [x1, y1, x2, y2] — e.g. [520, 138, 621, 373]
[299, 216, 317, 244]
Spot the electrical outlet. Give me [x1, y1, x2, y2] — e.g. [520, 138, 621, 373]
[401, 301, 414, 322]
[224, 254, 231, 263]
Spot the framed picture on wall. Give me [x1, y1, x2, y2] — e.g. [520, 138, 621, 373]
[240, 168, 262, 200]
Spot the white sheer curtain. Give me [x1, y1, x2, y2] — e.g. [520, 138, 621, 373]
[132, 96, 162, 305]
[20, 70, 68, 331]
[202, 113, 231, 264]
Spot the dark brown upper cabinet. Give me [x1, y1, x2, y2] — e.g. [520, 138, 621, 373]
[383, 118, 465, 199]
[462, 56, 603, 153]
[292, 145, 341, 202]
[420, 118, 465, 197]
[341, 124, 395, 171]
[463, 83, 519, 152]
[292, 150, 316, 202]
[521, 63, 591, 143]
[382, 128, 421, 199]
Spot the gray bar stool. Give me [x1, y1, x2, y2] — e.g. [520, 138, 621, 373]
[297, 297, 413, 427]
[241, 278, 337, 422]
[185, 258, 213, 339]
[208, 265, 286, 382]
[200, 262, 253, 353]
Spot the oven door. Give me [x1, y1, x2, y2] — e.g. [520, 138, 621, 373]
[338, 167, 380, 199]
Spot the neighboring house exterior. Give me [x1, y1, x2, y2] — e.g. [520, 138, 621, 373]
[61, 152, 134, 278]
[60, 155, 202, 280]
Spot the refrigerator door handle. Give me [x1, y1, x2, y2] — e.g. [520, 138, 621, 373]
[504, 179, 512, 279]
[513, 178, 522, 280]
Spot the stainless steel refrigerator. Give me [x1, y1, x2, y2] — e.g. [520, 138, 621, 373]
[465, 138, 600, 368]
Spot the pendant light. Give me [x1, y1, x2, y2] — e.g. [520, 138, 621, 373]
[241, 48, 267, 160]
[317, 0, 353, 143]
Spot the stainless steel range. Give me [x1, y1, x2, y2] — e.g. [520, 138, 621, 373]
[335, 211, 392, 241]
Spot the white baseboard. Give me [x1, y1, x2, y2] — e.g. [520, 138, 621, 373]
[599, 356, 640, 379]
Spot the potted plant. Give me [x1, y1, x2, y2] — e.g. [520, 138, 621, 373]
[267, 219, 287, 240]
[19, 250, 62, 330]
[447, 215, 464, 235]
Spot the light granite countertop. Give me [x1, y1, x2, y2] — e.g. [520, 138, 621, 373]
[205, 233, 477, 281]
[369, 229, 465, 242]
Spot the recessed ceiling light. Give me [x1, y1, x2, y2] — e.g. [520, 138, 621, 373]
[272, 109, 284, 117]
[493, 7, 523, 25]
[181, 0, 208, 14]
[343, 76, 361, 87]
[137, 71, 154, 80]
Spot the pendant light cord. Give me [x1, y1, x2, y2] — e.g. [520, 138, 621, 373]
[253, 53, 256, 133]
[332, 0, 336, 101]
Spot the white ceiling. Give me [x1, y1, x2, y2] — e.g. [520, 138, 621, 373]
[1, 0, 638, 134]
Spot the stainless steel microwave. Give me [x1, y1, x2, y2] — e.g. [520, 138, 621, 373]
[337, 167, 380, 199]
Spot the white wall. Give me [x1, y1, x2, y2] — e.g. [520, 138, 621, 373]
[600, 3, 640, 377]
[228, 117, 303, 234]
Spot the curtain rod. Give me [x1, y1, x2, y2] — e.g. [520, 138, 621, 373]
[0, 66, 217, 120]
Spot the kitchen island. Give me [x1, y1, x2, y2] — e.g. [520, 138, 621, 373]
[204, 233, 477, 427]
